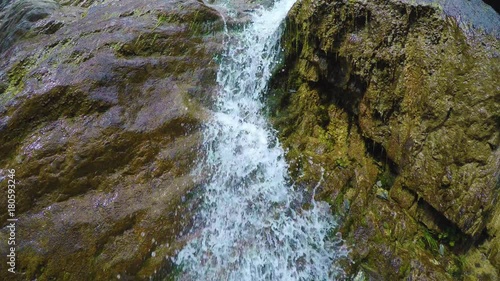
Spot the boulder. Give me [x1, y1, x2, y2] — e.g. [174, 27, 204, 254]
[269, 0, 499, 279]
[0, 0, 224, 279]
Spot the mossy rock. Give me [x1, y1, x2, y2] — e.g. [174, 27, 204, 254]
[0, 0, 224, 279]
[268, 0, 499, 279]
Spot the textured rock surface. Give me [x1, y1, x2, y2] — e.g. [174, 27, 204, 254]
[0, 0, 223, 279]
[1, 0, 498, 279]
[270, 0, 499, 279]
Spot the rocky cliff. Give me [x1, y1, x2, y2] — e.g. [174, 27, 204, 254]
[269, 0, 499, 279]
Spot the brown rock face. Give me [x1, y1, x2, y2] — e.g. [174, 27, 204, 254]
[0, 0, 223, 279]
[270, 0, 499, 279]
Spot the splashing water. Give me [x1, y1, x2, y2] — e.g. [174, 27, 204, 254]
[175, 0, 348, 280]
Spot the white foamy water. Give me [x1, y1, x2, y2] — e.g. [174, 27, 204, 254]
[175, 0, 348, 280]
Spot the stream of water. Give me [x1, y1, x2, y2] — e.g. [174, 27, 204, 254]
[175, 0, 348, 280]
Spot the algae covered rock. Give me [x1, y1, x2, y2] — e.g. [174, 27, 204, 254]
[0, 0, 59, 52]
[0, 0, 224, 279]
[270, 0, 499, 279]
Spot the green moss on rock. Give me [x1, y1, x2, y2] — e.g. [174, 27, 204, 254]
[268, 0, 499, 279]
[0, 0, 224, 279]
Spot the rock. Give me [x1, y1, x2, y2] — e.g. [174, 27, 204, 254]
[269, 0, 499, 279]
[389, 180, 416, 209]
[487, 194, 500, 275]
[0, 0, 59, 53]
[0, 0, 224, 279]
[375, 187, 389, 200]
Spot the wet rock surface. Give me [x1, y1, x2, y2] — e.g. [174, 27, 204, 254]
[0, 0, 224, 279]
[1, 0, 498, 279]
[270, 0, 499, 279]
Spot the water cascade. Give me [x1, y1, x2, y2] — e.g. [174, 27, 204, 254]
[175, 0, 349, 280]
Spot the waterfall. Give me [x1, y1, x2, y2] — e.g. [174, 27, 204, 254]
[175, 0, 348, 280]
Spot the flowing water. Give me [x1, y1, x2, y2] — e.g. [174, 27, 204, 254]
[175, 0, 348, 280]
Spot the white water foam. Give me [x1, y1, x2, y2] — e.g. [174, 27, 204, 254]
[175, 0, 348, 280]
